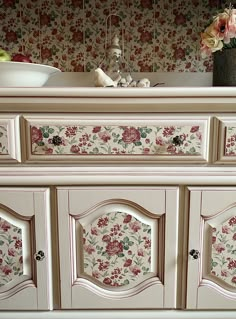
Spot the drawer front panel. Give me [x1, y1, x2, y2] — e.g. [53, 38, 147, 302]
[215, 117, 236, 163]
[23, 115, 210, 163]
[0, 115, 21, 163]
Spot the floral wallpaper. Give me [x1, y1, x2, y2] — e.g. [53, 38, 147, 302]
[211, 216, 236, 287]
[82, 211, 152, 287]
[30, 123, 203, 156]
[0, 125, 8, 155]
[0, 217, 23, 288]
[0, 0, 226, 72]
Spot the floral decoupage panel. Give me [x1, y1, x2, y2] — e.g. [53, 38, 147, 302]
[211, 215, 236, 288]
[0, 125, 8, 155]
[0, 217, 23, 288]
[82, 211, 153, 288]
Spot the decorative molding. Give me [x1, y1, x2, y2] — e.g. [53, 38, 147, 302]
[200, 279, 236, 299]
[74, 277, 161, 299]
[0, 280, 35, 300]
[2, 166, 236, 185]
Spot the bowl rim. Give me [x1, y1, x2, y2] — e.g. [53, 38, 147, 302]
[0, 61, 61, 74]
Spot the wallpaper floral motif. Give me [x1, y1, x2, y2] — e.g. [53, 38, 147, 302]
[211, 216, 236, 287]
[82, 211, 152, 287]
[0, 0, 225, 72]
[0, 217, 23, 288]
[30, 124, 203, 156]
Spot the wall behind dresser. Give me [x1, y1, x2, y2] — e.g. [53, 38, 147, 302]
[0, 0, 225, 72]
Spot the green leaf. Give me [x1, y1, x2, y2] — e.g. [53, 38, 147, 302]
[0, 240, 4, 245]
[43, 132, 49, 138]
[189, 147, 196, 154]
[48, 128, 55, 134]
[117, 253, 125, 257]
[141, 132, 147, 138]
[123, 236, 129, 243]
[134, 141, 142, 146]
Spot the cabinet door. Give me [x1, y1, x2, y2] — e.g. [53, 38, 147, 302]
[187, 187, 236, 309]
[57, 186, 178, 309]
[0, 188, 52, 310]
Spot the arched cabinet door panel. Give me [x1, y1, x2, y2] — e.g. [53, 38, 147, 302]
[187, 187, 236, 309]
[57, 186, 178, 309]
[0, 188, 52, 310]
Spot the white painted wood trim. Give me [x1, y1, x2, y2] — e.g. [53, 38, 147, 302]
[2, 87, 236, 113]
[34, 190, 53, 310]
[164, 189, 179, 308]
[0, 114, 21, 162]
[2, 166, 236, 185]
[3, 86, 236, 98]
[186, 190, 202, 309]
[0, 310, 236, 319]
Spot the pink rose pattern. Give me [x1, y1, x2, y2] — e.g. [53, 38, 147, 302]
[0, 125, 8, 155]
[0, 217, 23, 287]
[82, 211, 152, 287]
[211, 216, 236, 287]
[0, 0, 217, 72]
[30, 124, 203, 156]
[224, 127, 236, 156]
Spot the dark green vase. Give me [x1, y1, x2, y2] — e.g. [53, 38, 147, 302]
[213, 48, 236, 86]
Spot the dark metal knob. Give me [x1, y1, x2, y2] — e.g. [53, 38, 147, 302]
[189, 249, 200, 259]
[52, 135, 62, 146]
[34, 250, 45, 261]
[172, 135, 183, 146]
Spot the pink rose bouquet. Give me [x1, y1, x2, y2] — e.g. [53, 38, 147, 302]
[201, 6, 236, 58]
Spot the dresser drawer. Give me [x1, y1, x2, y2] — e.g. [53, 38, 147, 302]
[215, 116, 236, 163]
[0, 115, 21, 163]
[23, 114, 211, 164]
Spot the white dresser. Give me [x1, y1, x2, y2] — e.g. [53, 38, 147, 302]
[0, 87, 236, 319]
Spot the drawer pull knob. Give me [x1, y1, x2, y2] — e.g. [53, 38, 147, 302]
[189, 249, 200, 259]
[172, 135, 183, 146]
[52, 135, 62, 146]
[34, 250, 45, 261]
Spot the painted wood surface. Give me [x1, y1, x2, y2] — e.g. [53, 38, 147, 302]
[0, 188, 52, 310]
[57, 186, 178, 309]
[187, 187, 236, 309]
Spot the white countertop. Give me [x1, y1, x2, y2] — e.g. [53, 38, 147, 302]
[0, 72, 236, 112]
[0, 86, 236, 97]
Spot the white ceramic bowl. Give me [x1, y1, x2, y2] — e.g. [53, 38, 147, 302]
[0, 61, 61, 87]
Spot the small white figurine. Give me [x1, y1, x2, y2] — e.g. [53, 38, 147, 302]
[136, 78, 151, 87]
[94, 68, 121, 87]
